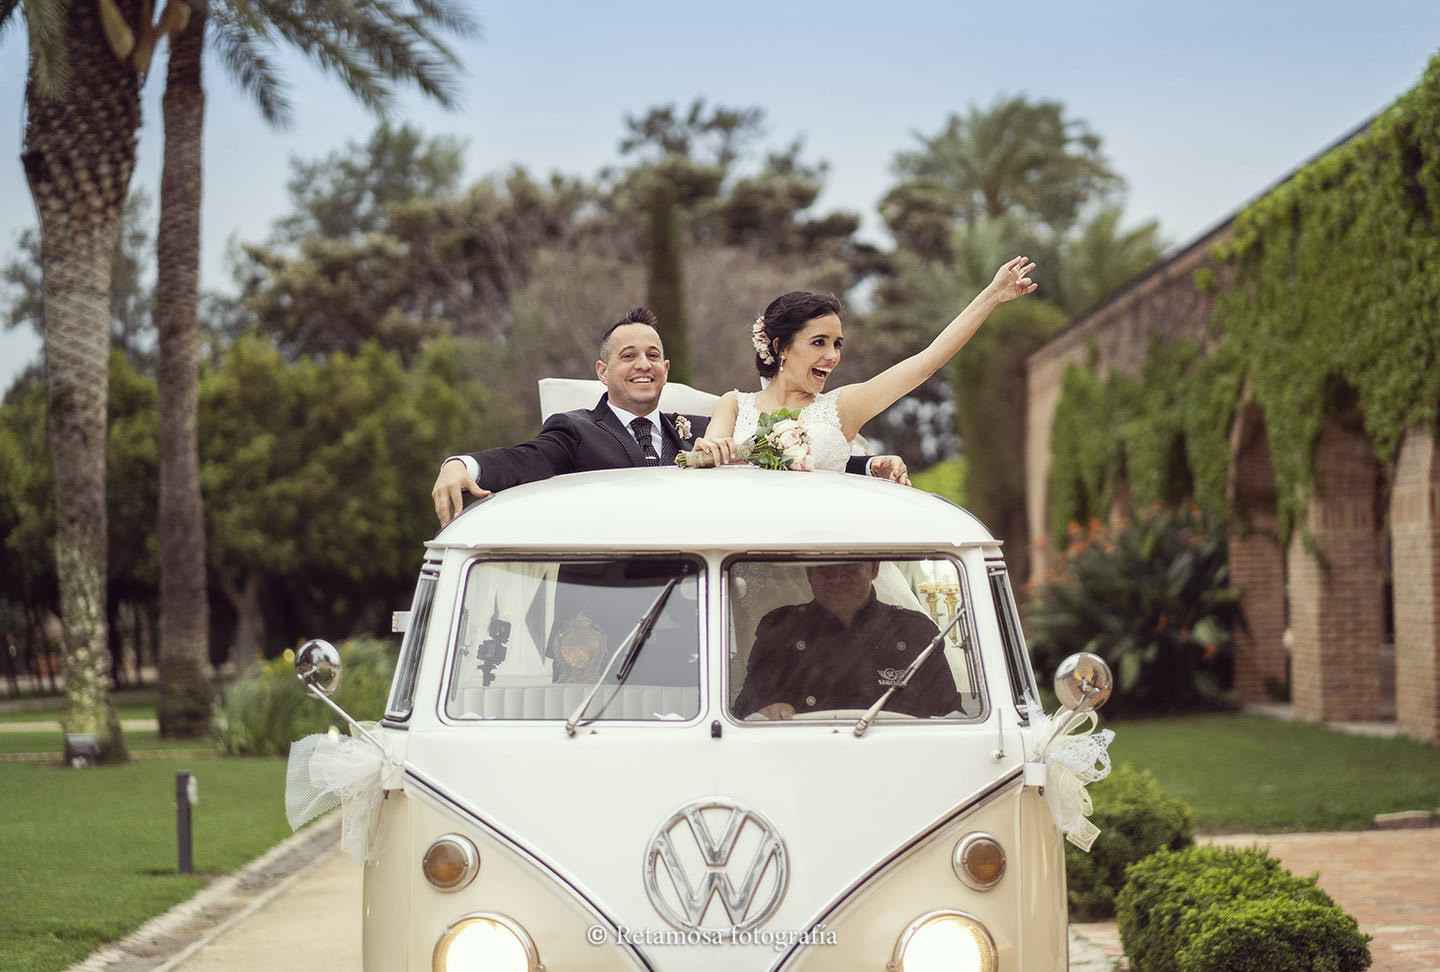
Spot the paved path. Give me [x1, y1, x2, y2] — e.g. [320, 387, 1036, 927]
[165, 847, 362, 972]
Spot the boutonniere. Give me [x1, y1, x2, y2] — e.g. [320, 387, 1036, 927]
[672, 415, 693, 441]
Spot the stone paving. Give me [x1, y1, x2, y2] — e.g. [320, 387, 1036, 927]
[1070, 828, 1440, 972]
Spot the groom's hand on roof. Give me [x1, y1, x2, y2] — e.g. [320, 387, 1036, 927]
[433, 458, 490, 527]
[868, 456, 910, 487]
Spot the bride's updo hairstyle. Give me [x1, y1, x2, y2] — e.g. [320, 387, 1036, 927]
[753, 291, 844, 379]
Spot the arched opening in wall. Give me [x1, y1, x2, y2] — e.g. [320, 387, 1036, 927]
[1286, 385, 1393, 723]
[1227, 402, 1289, 704]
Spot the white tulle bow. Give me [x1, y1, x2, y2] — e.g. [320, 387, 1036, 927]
[285, 723, 392, 863]
[1032, 709, 1115, 852]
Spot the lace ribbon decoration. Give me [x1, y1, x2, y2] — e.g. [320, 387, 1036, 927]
[285, 723, 392, 863]
[1031, 709, 1115, 852]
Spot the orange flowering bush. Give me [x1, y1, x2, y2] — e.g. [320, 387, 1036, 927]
[1025, 505, 1241, 716]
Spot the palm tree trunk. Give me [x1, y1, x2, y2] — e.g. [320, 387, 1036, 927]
[155, 11, 212, 737]
[21, 0, 142, 764]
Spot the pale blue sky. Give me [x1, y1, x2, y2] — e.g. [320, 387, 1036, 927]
[3, 1, 1439, 391]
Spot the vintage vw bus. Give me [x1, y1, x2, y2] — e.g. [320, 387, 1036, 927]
[291, 389, 1112, 971]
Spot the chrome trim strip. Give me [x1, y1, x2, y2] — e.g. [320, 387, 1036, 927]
[403, 768, 658, 972]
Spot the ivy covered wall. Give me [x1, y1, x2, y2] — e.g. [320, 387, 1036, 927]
[1048, 52, 1440, 542]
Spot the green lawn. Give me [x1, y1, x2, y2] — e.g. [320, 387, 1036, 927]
[1105, 713, 1440, 833]
[0, 729, 211, 756]
[0, 754, 292, 972]
[0, 687, 158, 724]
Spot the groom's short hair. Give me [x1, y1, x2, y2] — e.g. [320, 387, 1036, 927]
[599, 307, 661, 360]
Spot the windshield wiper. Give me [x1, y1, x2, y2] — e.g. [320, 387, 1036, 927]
[564, 576, 681, 736]
[854, 608, 967, 737]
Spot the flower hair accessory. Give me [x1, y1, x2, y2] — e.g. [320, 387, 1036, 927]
[751, 315, 774, 364]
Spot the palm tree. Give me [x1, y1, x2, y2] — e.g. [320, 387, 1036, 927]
[151, 0, 476, 735]
[884, 95, 1122, 261]
[6, 0, 148, 763]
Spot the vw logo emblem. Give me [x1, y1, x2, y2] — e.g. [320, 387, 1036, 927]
[643, 798, 788, 933]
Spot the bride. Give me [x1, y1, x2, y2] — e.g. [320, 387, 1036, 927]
[690, 256, 1038, 469]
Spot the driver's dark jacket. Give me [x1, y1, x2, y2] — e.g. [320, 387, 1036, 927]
[733, 592, 961, 718]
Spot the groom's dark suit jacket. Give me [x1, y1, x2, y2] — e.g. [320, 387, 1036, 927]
[469, 394, 706, 492]
[469, 393, 870, 492]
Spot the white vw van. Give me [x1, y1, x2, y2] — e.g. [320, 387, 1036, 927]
[295, 454, 1114, 971]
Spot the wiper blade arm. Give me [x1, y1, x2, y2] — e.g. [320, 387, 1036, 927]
[854, 608, 966, 737]
[564, 576, 681, 736]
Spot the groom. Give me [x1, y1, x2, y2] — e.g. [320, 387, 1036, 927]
[431, 307, 902, 526]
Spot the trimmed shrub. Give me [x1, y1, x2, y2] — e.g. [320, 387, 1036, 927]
[212, 637, 398, 756]
[1117, 844, 1371, 972]
[1066, 763, 1194, 920]
[1176, 897, 1371, 972]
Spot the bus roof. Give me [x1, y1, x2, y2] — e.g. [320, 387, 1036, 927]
[429, 466, 1000, 553]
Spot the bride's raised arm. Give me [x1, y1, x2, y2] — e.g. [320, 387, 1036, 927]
[836, 256, 1037, 438]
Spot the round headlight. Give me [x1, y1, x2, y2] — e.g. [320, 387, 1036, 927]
[433, 912, 539, 972]
[892, 910, 997, 972]
[952, 833, 1006, 890]
[422, 834, 479, 892]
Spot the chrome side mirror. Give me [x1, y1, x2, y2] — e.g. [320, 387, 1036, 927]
[1054, 652, 1112, 713]
[296, 639, 343, 696]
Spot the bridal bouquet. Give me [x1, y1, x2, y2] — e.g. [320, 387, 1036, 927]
[676, 408, 814, 471]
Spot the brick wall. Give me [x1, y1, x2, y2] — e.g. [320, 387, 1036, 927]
[1288, 411, 1388, 722]
[1025, 226, 1227, 582]
[1393, 429, 1440, 743]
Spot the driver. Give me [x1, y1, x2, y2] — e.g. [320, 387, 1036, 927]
[733, 562, 962, 720]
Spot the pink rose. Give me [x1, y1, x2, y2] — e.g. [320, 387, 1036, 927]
[777, 428, 805, 450]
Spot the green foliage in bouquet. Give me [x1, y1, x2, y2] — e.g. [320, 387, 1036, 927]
[1026, 505, 1242, 716]
[747, 408, 813, 471]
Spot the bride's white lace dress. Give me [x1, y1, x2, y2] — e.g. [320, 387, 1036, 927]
[733, 390, 854, 471]
[726, 388, 931, 699]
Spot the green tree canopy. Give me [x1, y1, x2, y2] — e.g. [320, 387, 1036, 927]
[199, 335, 527, 661]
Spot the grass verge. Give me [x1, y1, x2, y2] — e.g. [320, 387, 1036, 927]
[0, 753, 291, 972]
[1106, 712, 1440, 832]
[0, 730, 212, 756]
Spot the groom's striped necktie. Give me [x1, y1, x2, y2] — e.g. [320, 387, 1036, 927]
[630, 417, 662, 466]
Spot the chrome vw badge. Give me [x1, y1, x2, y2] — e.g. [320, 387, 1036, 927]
[643, 798, 788, 933]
